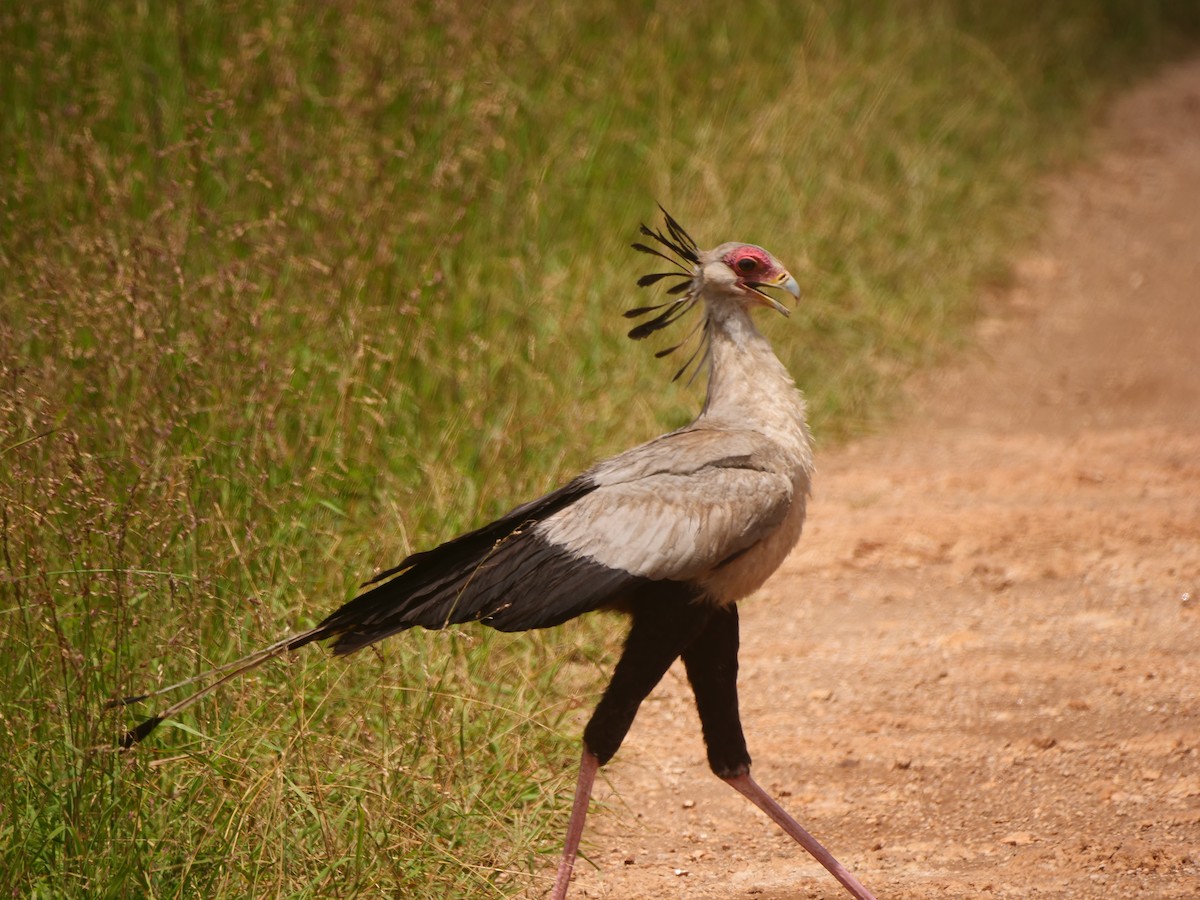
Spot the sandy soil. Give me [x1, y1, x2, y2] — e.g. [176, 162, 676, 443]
[561, 57, 1200, 899]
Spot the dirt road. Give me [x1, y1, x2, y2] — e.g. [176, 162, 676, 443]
[565, 57, 1200, 899]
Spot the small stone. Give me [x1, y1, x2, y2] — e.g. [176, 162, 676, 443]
[1000, 831, 1036, 846]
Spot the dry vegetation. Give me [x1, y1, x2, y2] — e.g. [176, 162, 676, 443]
[2, 1, 1197, 896]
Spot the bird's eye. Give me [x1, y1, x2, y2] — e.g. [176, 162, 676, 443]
[736, 257, 757, 273]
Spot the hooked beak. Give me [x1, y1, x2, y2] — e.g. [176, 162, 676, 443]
[749, 269, 802, 316]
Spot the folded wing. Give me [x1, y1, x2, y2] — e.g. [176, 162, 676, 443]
[305, 428, 794, 653]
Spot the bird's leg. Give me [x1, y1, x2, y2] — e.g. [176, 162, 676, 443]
[549, 591, 714, 899]
[581, 594, 712, 764]
[682, 605, 877, 900]
[724, 774, 877, 900]
[681, 604, 750, 777]
[548, 747, 600, 900]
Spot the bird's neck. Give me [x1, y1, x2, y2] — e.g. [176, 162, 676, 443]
[699, 305, 811, 451]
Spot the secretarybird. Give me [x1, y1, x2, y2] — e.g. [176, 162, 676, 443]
[117, 210, 877, 900]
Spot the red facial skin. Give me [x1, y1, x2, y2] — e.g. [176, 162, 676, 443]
[723, 246, 774, 279]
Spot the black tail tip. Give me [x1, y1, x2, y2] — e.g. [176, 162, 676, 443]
[105, 693, 150, 710]
[120, 716, 164, 750]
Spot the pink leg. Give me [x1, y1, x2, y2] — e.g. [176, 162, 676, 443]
[725, 773, 877, 900]
[549, 748, 601, 900]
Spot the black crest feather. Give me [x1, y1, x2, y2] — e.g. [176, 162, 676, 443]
[625, 209, 710, 384]
[637, 271, 690, 288]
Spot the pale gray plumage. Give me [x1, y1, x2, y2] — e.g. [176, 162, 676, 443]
[539, 419, 806, 585]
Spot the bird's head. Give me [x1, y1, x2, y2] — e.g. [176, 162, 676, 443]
[699, 242, 802, 316]
[625, 208, 800, 381]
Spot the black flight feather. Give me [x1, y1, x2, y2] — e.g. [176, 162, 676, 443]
[296, 476, 601, 653]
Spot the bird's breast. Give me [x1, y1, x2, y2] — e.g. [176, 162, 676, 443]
[696, 469, 809, 605]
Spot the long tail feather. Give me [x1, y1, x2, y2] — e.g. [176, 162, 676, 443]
[116, 478, 599, 747]
[106, 642, 297, 711]
[118, 627, 323, 748]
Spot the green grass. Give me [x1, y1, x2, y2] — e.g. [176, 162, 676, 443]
[2, 1, 1198, 896]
